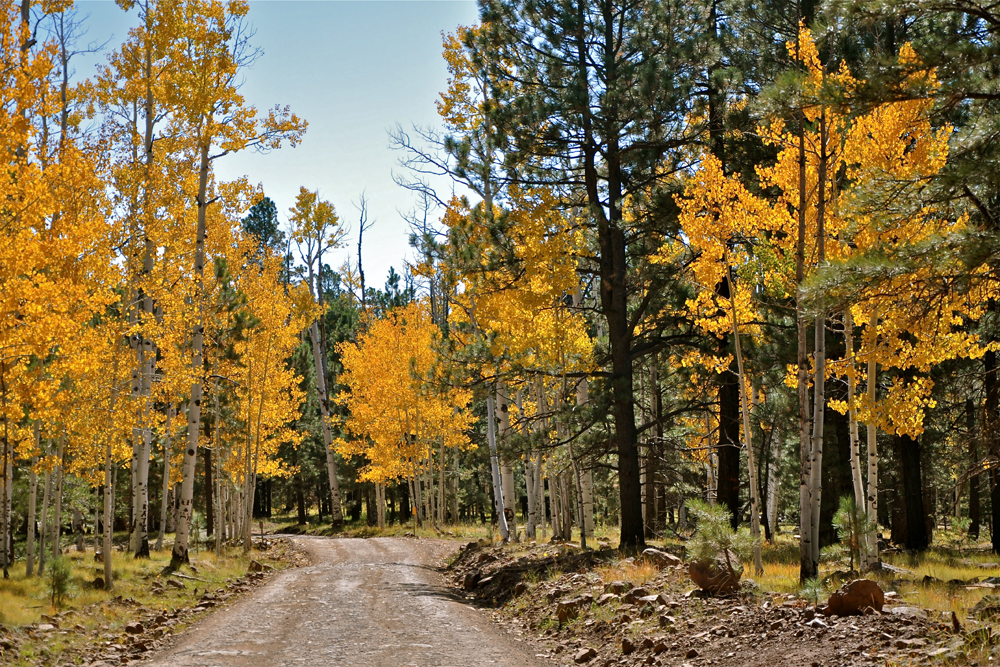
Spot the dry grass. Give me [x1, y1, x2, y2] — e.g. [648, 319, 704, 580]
[0, 543, 259, 629]
[593, 560, 661, 588]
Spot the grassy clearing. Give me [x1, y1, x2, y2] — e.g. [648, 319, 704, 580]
[0, 538, 291, 667]
[0, 539, 276, 629]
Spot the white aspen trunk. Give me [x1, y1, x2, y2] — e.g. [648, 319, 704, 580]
[516, 390, 537, 540]
[535, 452, 545, 540]
[551, 464, 563, 539]
[706, 412, 716, 505]
[497, 387, 517, 539]
[309, 320, 345, 528]
[26, 421, 38, 576]
[424, 458, 433, 525]
[39, 454, 51, 576]
[172, 141, 209, 570]
[407, 469, 417, 528]
[766, 426, 780, 539]
[214, 385, 223, 556]
[575, 378, 595, 540]
[569, 443, 587, 549]
[93, 487, 99, 556]
[155, 406, 173, 551]
[438, 444, 446, 525]
[524, 453, 536, 539]
[725, 264, 763, 574]
[866, 309, 880, 568]
[377, 484, 386, 530]
[845, 308, 868, 568]
[452, 447, 460, 523]
[52, 431, 66, 561]
[74, 508, 84, 551]
[486, 392, 509, 541]
[131, 33, 157, 559]
[412, 462, 423, 527]
[133, 403, 151, 558]
[545, 458, 556, 539]
[561, 471, 573, 541]
[103, 431, 115, 590]
[808, 329, 826, 572]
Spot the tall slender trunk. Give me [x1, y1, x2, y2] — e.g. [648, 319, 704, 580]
[486, 390, 509, 540]
[807, 107, 829, 572]
[39, 444, 52, 575]
[52, 431, 66, 561]
[171, 140, 210, 570]
[310, 320, 344, 529]
[725, 263, 763, 574]
[969, 399, 981, 540]
[26, 421, 39, 576]
[438, 443, 446, 525]
[845, 309, 869, 567]
[204, 447, 214, 538]
[497, 387, 516, 539]
[865, 310, 880, 565]
[156, 406, 173, 550]
[793, 22, 817, 583]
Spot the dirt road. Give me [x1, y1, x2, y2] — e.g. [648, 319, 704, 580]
[142, 536, 550, 667]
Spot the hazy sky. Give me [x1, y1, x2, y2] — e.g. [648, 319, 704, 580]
[78, 0, 479, 288]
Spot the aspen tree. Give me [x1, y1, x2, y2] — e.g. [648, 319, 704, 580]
[167, 0, 304, 570]
[291, 188, 346, 529]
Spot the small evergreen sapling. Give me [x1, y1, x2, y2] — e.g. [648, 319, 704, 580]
[686, 499, 757, 579]
[48, 557, 71, 610]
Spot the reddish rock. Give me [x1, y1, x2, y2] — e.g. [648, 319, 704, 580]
[822, 579, 885, 616]
[642, 548, 683, 569]
[557, 600, 580, 624]
[621, 637, 636, 655]
[689, 550, 742, 595]
[605, 580, 630, 595]
[623, 586, 650, 603]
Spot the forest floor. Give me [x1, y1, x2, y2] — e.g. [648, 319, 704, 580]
[449, 538, 1000, 667]
[0, 536, 305, 667]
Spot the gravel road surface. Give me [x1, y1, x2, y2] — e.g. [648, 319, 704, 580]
[142, 536, 549, 667]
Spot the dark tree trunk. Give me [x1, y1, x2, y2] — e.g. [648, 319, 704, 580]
[717, 366, 741, 530]
[986, 340, 1000, 553]
[969, 399, 981, 540]
[897, 433, 929, 551]
[296, 480, 306, 525]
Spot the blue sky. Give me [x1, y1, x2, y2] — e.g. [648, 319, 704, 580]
[78, 0, 479, 288]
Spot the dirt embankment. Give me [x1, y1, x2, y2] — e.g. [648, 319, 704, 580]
[448, 541, 981, 667]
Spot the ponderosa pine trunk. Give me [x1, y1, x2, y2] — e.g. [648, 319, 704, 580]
[897, 432, 929, 551]
[969, 399, 981, 540]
